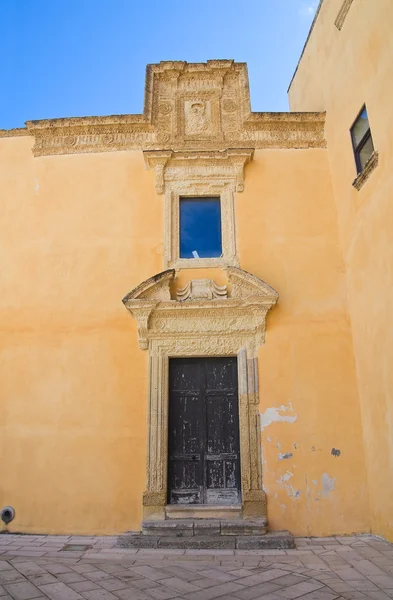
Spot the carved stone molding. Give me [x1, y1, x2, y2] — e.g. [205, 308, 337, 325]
[2, 60, 325, 155]
[122, 267, 279, 520]
[122, 267, 278, 352]
[144, 149, 254, 270]
[335, 0, 354, 30]
[176, 279, 227, 301]
[144, 149, 254, 195]
[352, 151, 379, 191]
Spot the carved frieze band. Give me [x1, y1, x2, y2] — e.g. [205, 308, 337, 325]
[2, 61, 325, 155]
[122, 267, 279, 352]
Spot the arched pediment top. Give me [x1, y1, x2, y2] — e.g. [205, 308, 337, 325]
[226, 266, 279, 301]
[122, 269, 175, 304]
[122, 267, 278, 351]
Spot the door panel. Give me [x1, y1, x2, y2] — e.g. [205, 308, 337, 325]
[168, 357, 241, 505]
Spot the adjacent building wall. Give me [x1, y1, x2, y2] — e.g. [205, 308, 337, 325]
[0, 134, 369, 535]
[289, 0, 393, 541]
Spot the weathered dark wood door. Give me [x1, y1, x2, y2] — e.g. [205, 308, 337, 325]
[168, 357, 241, 505]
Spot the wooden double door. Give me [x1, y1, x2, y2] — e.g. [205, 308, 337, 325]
[168, 357, 241, 505]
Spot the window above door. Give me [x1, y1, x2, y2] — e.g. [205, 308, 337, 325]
[144, 148, 254, 270]
[179, 197, 222, 260]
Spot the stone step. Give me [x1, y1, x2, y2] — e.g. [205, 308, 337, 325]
[118, 530, 295, 550]
[142, 518, 267, 537]
[165, 504, 241, 520]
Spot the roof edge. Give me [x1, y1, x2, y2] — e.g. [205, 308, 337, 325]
[287, 0, 325, 93]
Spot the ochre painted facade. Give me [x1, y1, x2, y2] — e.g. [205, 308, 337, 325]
[0, 0, 391, 540]
[289, 0, 393, 542]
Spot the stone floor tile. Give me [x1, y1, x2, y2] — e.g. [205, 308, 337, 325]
[183, 581, 245, 600]
[155, 578, 201, 593]
[4, 582, 43, 600]
[274, 579, 324, 598]
[190, 579, 222, 590]
[197, 568, 238, 582]
[368, 575, 393, 588]
[129, 567, 168, 582]
[98, 580, 131, 592]
[158, 567, 201, 582]
[85, 572, 112, 582]
[68, 583, 102, 593]
[58, 574, 88, 585]
[298, 591, 339, 599]
[44, 565, 74, 575]
[38, 582, 83, 600]
[113, 587, 152, 599]
[80, 590, 119, 600]
[12, 565, 46, 578]
[236, 569, 289, 586]
[0, 571, 26, 585]
[126, 579, 159, 591]
[230, 581, 281, 599]
[146, 586, 181, 600]
[28, 575, 59, 586]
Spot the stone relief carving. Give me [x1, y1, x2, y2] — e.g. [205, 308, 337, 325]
[122, 267, 278, 351]
[3, 61, 325, 155]
[184, 100, 212, 136]
[176, 279, 227, 301]
[122, 267, 278, 520]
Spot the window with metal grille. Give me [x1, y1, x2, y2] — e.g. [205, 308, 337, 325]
[350, 106, 375, 174]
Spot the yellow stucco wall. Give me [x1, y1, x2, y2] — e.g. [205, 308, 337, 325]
[289, 0, 393, 540]
[0, 132, 370, 535]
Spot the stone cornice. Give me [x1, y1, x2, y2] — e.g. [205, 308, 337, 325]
[122, 267, 278, 351]
[143, 149, 254, 194]
[1, 60, 326, 155]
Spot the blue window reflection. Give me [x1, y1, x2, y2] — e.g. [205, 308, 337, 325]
[180, 197, 222, 259]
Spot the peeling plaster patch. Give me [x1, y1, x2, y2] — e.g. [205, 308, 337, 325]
[322, 473, 336, 496]
[267, 437, 271, 443]
[276, 470, 301, 499]
[277, 442, 281, 449]
[277, 470, 293, 484]
[278, 452, 293, 460]
[331, 448, 341, 457]
[260, 403, 297, 431]
[34, 178, 39, 194]
[311, 446, 316, 452]
[286, 486, 301, 498]
[312, 479, 318, 486]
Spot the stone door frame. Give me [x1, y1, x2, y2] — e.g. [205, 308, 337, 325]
[143, 339, 266, 521]
[122, 267, 279, 522]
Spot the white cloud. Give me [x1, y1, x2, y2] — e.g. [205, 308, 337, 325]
[298, 0, 319, 19]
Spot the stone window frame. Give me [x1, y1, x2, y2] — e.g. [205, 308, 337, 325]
[166, 184, 237, 269]
[144, 149, 254, 270]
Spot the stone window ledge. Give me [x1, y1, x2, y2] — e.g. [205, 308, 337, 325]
[352, 151, 379, 191]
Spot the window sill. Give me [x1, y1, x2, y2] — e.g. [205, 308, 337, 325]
[352, 151, 379, 191]
[169, 256, 239, 270]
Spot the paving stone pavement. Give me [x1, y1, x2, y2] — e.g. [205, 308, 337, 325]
[0, 534, 393, 600]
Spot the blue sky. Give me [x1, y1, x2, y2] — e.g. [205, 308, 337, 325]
[1, 0, 318, 130]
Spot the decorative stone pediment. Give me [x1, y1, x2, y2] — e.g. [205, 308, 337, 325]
[143, 148, 254, 194]
[17, 60, 325, 156]
[122, 267, 278, 351]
